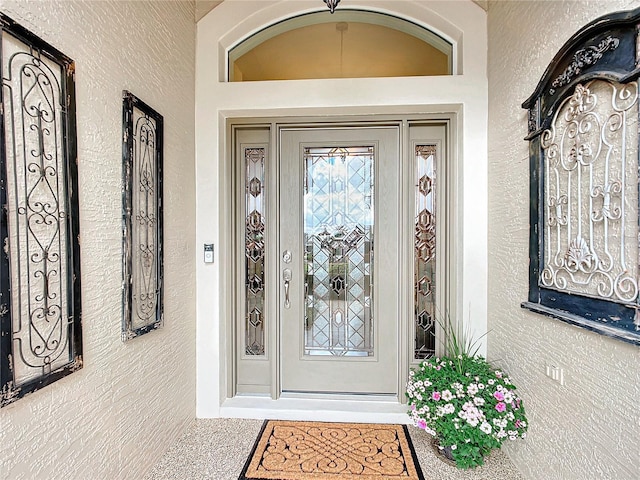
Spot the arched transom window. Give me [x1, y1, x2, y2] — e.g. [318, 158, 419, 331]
[228, 10, 453, 82]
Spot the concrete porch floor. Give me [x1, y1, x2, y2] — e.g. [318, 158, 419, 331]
[143, 418, 524, 479]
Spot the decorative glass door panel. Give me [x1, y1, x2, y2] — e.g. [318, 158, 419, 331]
[280, 127, 399, 394]
[233, 122, 446, 397]
[235, 128, 271, 393]
[414, 145, 437, 359]
[304, 146, 374, 357]
[245, 146, 266, 356]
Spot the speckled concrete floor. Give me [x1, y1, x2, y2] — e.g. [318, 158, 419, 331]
[143, 418, 524, 480]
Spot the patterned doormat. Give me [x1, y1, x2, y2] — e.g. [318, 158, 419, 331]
[239, 420, 425, 480]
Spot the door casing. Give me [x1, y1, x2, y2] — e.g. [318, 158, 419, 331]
[224, 114, 457, 405]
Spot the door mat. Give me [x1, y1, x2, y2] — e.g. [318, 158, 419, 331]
[239, 420, 425, 480]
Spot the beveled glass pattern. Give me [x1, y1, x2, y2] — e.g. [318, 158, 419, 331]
[245, 147, 266, 355]
[541, 80, 639, 303]
[303, 146, 374, 356]
[414, 145, 436, 359]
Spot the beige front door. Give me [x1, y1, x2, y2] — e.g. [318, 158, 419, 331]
[279, 126, 400, 394]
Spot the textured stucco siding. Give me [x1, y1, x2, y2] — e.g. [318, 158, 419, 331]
[0, 1, 196, 479]
[487, 1, 640, 479]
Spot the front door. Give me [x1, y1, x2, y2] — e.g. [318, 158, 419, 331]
[279, 127, 400, 394]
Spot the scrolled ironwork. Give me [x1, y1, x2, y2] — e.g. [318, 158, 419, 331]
[522, 7, 640, 345]
[550, 36, 619, 95]
[540, 80, 639, 304]
[122, 91, 164, 341]
[0, 13, 82, 407]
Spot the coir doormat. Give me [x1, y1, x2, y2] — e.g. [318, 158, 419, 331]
[239, 420, 425, 480]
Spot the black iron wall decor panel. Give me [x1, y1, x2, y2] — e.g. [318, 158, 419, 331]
[0, 13, 82, 407]
[522, 7, 640, 345]
[121, 91, 163, 341]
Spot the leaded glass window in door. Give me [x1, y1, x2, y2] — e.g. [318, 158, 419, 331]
[245, 147, 266, 355]
[414, 145, 436, 359]
[303, 146, 374, 357]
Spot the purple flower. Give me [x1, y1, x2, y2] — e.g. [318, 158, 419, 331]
[432, 392, 441, 401]
[417, 419, 427, 430]
[493, 391, 505, 401]
[411, 404, 416, 411]
[495, 402, 506, 412]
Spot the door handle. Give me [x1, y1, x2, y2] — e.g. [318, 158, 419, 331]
[283, 268, 292, 309]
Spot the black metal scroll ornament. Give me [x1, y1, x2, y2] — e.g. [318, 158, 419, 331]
[0, 13, 82, 407]
[521, 7, 640, 345]
[549, 36, 619, 95]
[121, 91, 164, 341]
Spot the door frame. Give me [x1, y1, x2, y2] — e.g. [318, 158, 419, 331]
[222, 112, 460, 407]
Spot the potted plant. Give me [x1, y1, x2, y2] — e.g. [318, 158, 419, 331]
[406, 319, 528, 468]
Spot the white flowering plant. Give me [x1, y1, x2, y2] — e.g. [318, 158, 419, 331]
[406, 320, 528, 468]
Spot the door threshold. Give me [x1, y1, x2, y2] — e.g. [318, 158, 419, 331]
[220, 394, 410, 424]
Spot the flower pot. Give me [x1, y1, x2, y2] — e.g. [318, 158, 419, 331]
[431, 437, 457, 467]
[408, 353, 528, 469]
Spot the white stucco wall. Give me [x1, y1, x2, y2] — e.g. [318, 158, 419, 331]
[196, 0, 488, 416]
[487, 1, 640, 478]
[0, 1, 197, 479]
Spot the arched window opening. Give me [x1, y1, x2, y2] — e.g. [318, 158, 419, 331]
[228, 10, 453, 82]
